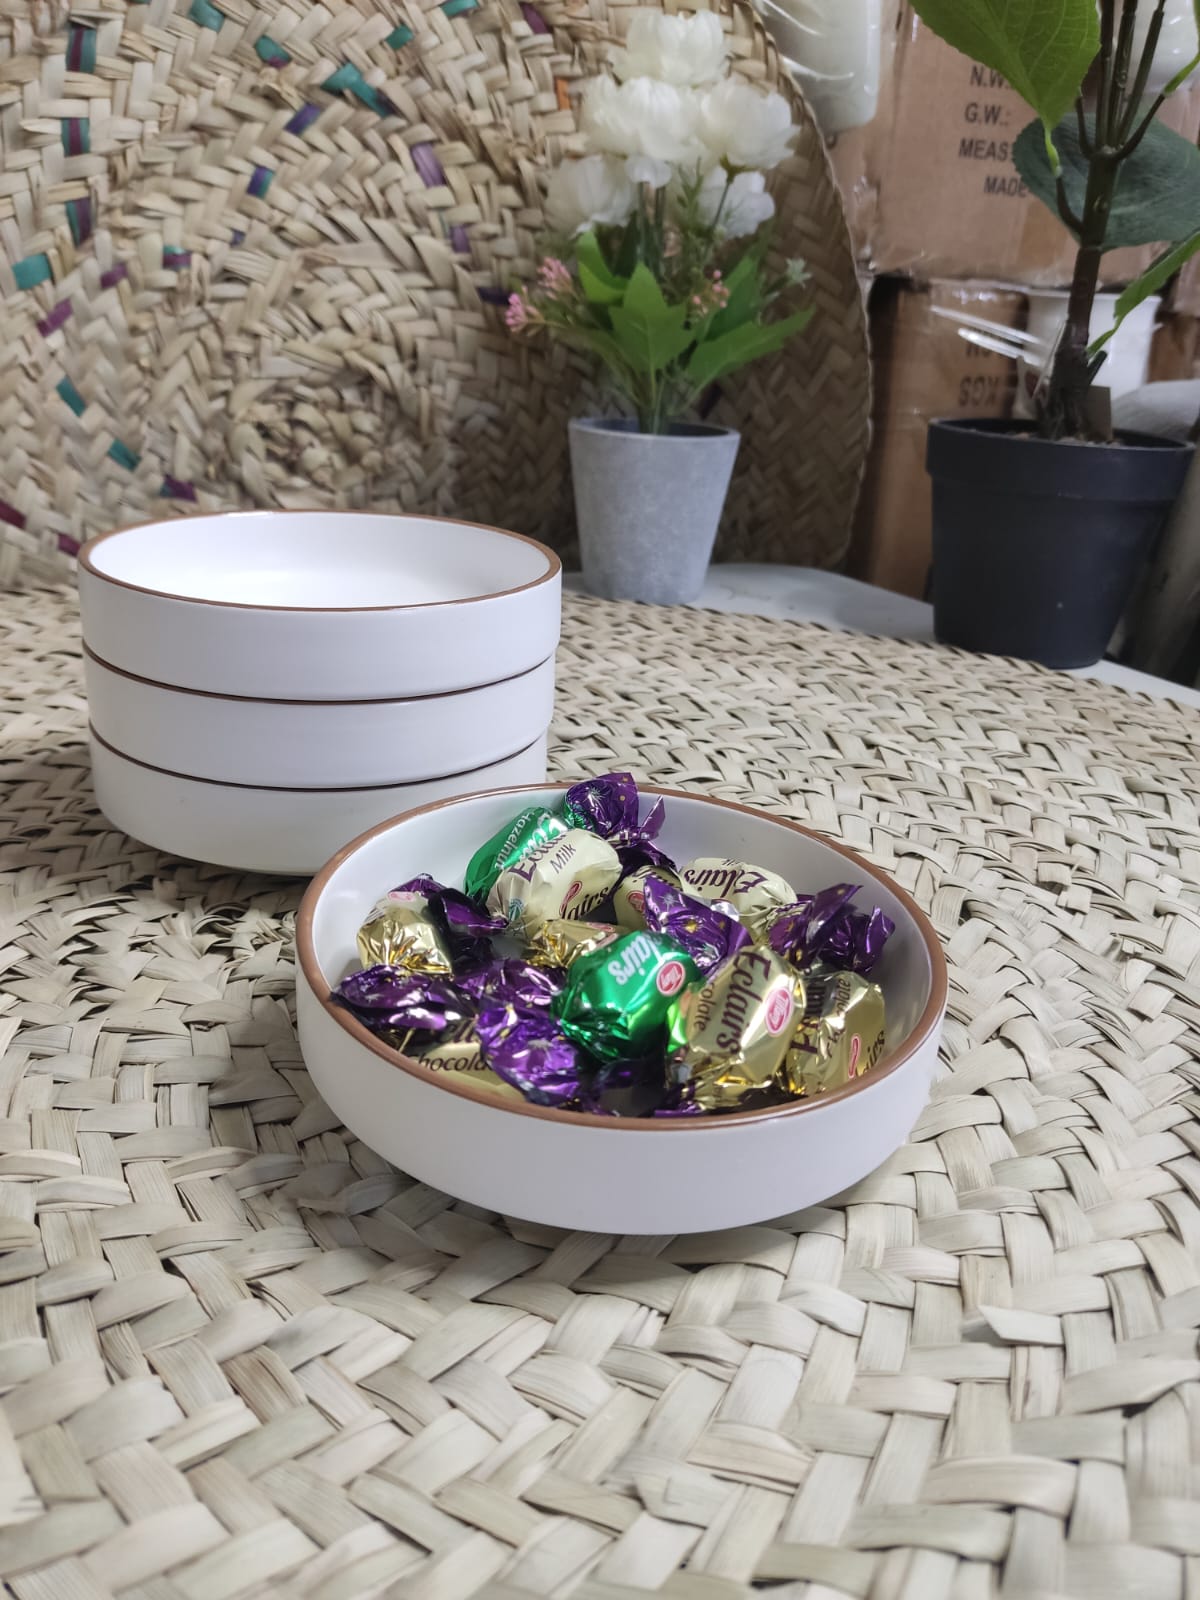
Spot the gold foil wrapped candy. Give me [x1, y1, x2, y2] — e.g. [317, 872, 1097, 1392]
[356, 889, 454, 976]
[410, 1021, 524, 1103]
[667, 945, 802, 1112]
[680, 857, 796, 933]
[784, 967, 887, 1097]
[487, 828, 622, 937]
[526, 918, 621, 969]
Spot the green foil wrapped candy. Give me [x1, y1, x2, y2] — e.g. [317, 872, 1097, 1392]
[555, 930, 698, 1062]
[464, 806, 567, 903]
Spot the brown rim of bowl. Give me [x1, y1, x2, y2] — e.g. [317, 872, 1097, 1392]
[83, 642, 554, 707]
[296, 783, 950, 1133]
[89, 725, 548, 795]
[77, 510, 562, 614]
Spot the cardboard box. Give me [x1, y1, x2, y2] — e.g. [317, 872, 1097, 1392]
[847, 280, 1024, 599]
[830, 4, 1200, 285]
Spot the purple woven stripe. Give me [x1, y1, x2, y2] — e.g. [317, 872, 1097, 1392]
[231, 228, 246, 246]
[477, 285, 509, 305]
[450, 224, 470, 254]
[68, 197, 93, 244]
[161, 476, 197, 501]
[521, 4, 550, 32]
[66, 27, 85, 71]
[163, 247, 191, 270]
[285, 103, 321, 136]
[99, 263, 128, 290]
[37, 300, 73, 337]
[57, 533, 80, 556]
[0, 501, 26, 530]
[63, 119, 88, 155]
[412, 142, 445, 187]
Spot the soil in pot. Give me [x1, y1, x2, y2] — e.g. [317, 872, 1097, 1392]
[927, 418, 1193, 671]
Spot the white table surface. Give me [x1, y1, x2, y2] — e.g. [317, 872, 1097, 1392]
[568, 565, 1200, 712]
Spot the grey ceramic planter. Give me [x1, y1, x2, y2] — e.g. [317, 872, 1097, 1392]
[569, 418, 741, 605]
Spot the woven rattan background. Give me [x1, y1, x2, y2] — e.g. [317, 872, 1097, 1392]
[0, 0, 869, 586]
[0, 586, 1198, 1597]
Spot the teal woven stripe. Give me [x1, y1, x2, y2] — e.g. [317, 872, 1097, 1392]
[442, 1, 478, 17]
[56, 378, 86, 416]
[188, 0, 225, 30]
[322, 62, 392, 115]
[387, 24, 414, 46]
[254, 34, 291, 64]
[13, 255, 51, 290]
[107, 440, 140, 471]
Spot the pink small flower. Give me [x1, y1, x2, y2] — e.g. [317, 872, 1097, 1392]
[537, 257, 573, 298]
[711, 269, 722, 281]
[505, 291, 531, 331]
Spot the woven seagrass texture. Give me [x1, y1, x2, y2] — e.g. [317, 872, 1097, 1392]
[1, 586, 1199, 1598]
[0, 0, 868, 587]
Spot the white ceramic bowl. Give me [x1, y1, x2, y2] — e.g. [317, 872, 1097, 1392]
[78, 511, 562, 700]
[296, 784, 948, 1234]
[90, 731, 550, 876]
[84, 647, 556, 789]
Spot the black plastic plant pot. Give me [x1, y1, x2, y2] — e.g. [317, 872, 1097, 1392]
[926, 418, 1193, 671]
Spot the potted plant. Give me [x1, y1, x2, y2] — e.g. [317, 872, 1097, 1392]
[913, 0, 1200, 669]
[505, 9, 814, 606]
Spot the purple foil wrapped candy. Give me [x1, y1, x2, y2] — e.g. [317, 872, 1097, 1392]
[642, 874, 751, 976]
[767, 884, 859, 967]
[562, 772, 675, 874]
[475, 1005, 587, 1108]
[334, 966, 472, 1037]
[813, 905, 895, 976]
[459, 959, 563, 1013]
[395, 874, 505, 967]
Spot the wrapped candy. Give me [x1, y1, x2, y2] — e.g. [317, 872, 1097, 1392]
[666, 945, 801, 1112]
[680, 858, 797, 932]
[613, 863, 681, 930]
[525, 919, 621, 969]
[459, 958, 563, 1012]
[412, 1020, 526, 1103]
[464, 806, 568, 902]
[783, 967, 887, 1096]
[356, 888, 455, 976]
[334, 966, 472, 1040]
[766, 885, 894, 977]
[555, 930, 699, 1062]
[487, 828, 622, 936]
[563, 772, 676, 873]
[476, 1005, 590, 1108]
[641, 874, 750, 977]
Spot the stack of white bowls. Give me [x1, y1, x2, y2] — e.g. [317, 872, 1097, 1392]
[78, 511, 561, 874]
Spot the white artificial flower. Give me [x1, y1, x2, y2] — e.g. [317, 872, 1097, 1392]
[698, 80, 797, 171]
[545, 153, 637, 234]
[581, 75, 705, 171]
[698, 167, 775, 237]
[611, 10, 728, 88]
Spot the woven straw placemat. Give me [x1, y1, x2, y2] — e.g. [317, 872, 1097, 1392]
[2, 585, 1200, 1599]
[0, 0, 867, 586]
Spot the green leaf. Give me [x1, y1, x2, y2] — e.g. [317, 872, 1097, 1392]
[909, 0, 1098, 128]
[1014, 113, 1200, 249]
[1090, 230, 1200, 354]
[685, 309, 813, 392]
[575, 232, 627, 305]
[609, 264, 693, 376]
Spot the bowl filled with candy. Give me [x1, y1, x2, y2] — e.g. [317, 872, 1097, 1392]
[296, 776, 948, 1233]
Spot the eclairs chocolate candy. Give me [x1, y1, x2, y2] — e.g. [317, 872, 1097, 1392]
[526, 918, 621, 970]
[613, 864, 681, 930]
[666, 945, 801, 1112]
[412, 1020, 525, 1103]
[487, 828, 622, 936]
[333, 966, 472, 1040]
[680, 858, 797, 930]
[464, 806, 568, 903]
[356, 888, 455, 976]
[562, 772, 674, 872]
[783, 967, 887, 1097]
[458, 958, 563, 1012]
[555, 930, 699, 1062]
[475, 1006, 588, 1108]
[641, 874, 750, 977]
